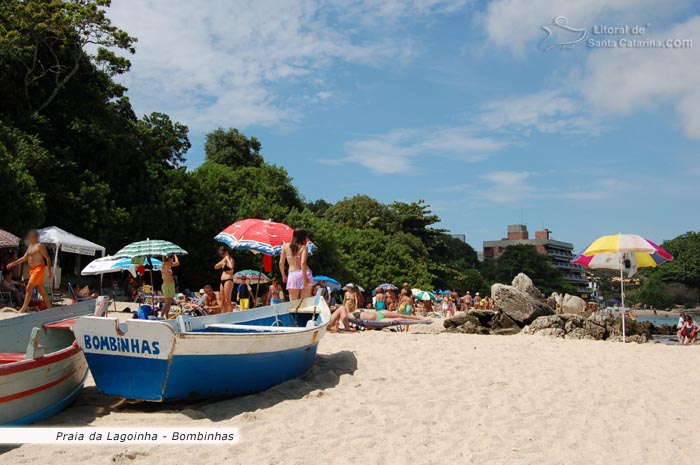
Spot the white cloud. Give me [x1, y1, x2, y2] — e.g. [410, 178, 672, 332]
[582, 17, 700, 138]
[476, 90, 599, 135]
[479, 171, 534, 203]
[332, 127, 508, 174]
[480, 0, 689, 55]
[107, 0, 469, 132]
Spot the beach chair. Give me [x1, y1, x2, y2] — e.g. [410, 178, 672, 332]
[0, 291, 14, 307]
[67, 282, 91, 304]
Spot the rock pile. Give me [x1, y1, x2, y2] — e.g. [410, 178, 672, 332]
[443, 310, 520, 335]
[522, 312, 653, 343]
[442, 272, 659, 343]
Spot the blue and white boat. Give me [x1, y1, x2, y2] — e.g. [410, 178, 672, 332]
[72, 296, 331, 401]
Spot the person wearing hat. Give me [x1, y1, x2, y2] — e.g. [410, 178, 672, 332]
[473, 292, 481, 307]
[464, 291, 472, 310]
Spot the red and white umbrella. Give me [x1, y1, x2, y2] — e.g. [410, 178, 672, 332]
[215, 219, 315, 256]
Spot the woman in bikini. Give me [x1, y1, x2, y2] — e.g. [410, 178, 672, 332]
[279, 228, 313, 301]
[161, 254, 179, 319]
[329, 303, 429, 331]
[215, 245, 235, 312]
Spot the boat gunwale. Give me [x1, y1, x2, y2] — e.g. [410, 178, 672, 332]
[0, 342, 82, 376]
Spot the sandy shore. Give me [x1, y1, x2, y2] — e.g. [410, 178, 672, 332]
[2, 308, 700, 465]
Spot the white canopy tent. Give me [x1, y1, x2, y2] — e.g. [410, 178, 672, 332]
[38, 226, 106, 293]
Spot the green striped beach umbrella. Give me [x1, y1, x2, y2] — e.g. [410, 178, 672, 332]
[113, 239, 188, 259]
[415, 290, 437, 301]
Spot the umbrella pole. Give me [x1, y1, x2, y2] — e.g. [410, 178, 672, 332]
[620, 265, 626, 343]
[254, 259, 263, 308]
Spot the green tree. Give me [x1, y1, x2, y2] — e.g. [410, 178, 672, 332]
[0, 0, 135, 119]
[484, 244, 575, 295]
[0, 123, 46, 231]
[204, 128, 264, 168]
[324, 195, 395, 231]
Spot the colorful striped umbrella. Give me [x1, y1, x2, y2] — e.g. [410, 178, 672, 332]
[0, 229, 20, 248]
[112, 239, 188, 259]
[215, 219, 316, 256]
[572, 233, 673, 342]
[233, 269, 270, 284]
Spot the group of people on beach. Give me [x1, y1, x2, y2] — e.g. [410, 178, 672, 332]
[185, 229, 314, 317]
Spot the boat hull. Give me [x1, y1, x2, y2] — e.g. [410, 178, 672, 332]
[84, 343, 319, 401]
[0, 345, 88, 425]
[74, 297, 330, 401]
[0, 298, 107, 425]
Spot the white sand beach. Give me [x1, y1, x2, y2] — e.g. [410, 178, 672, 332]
[2, 318, 699, 465]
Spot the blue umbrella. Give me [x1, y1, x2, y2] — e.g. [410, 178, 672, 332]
[314, 275, 341, 291]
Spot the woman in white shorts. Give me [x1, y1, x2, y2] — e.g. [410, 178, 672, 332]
[279, 228, 313, 301]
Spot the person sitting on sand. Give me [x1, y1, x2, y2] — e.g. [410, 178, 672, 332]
[7, 230, 53, 312]
[678, 316, 699, 345]
[399, 291, 415, 315]
[201, 285, 221, 313]
[385, 289, 398, 311]
[329, 305, 430, 332]
[0, 273, 25, 306]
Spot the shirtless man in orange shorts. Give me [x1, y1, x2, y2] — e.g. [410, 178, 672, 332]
[7, 230, 53, 312]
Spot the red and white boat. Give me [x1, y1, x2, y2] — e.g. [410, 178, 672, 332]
[0, 297, 107, 425]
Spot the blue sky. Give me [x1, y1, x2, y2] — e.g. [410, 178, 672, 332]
[107, 0, 700, 252]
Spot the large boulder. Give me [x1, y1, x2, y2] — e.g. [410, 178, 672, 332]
[491, 283, 554, 325]
[550, 292, 587, 315]
[522, 315, 565, 334]
[490, 311, 521, 335]
[512, 273, 543, 300]
[467, 309, 496, 326]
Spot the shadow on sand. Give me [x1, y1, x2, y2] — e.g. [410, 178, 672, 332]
[2, 350, 358, 437]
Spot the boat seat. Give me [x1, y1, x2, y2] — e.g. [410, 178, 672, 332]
[43, 318, 78, 330]
[0, 352, 26, 364]
[204, 323, 303, 333]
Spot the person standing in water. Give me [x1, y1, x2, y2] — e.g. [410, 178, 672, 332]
[161, 254, 179, 318]
[7, 230, 53, 312]
[215, 245, 235, 312]
[279, 228, 313, 301]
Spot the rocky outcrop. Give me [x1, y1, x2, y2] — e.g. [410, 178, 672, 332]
[442, 273, 656, 344]
[492, 275, 554, 325]
[522, 313, 652, 343]
[443, 310, 519, 335]
[550, 292, 587, 315]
